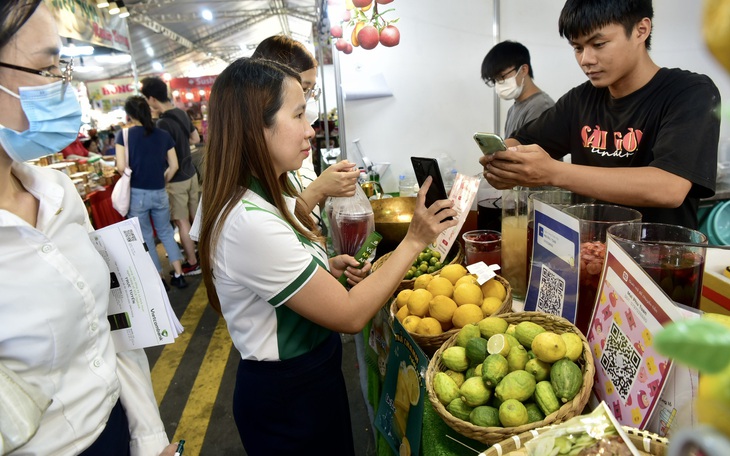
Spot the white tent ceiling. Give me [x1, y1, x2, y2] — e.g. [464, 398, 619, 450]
[73, 0, 323, 81]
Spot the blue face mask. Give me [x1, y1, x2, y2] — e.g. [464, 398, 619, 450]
[0, 80, 82, 162]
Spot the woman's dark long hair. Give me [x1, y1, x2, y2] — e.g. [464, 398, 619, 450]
[251, 35, 317, 73]
[0, 0, 42, 50]
[124, 96, 155, 135]
[199, 57, 320, 313]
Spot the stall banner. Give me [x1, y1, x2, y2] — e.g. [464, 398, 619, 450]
[86, 77, 137, 111]
[375, 319, 427, 456]
[588, 236, 686, 430]
[524, 199, 581, 323]
[46, 0, 131, 53]
[169, 75, 218, 90]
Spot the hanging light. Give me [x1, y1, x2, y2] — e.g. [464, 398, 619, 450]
[118, 6, 129, 18]
[96, 0, 109, 8]
[108, 2, 120, 14]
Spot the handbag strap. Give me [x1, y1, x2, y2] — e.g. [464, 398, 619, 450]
[122, 128, 130, 162]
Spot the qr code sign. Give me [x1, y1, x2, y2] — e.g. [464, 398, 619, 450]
[535, 264, 565, 316]
[600, 321, 641, 401]
[123, 229, 137, 243]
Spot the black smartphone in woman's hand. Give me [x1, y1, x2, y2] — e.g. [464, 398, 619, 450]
[410, 156, 453, 221]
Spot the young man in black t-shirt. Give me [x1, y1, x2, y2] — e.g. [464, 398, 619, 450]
[479, 0, 721, 229]
[141, 76, 202, 274]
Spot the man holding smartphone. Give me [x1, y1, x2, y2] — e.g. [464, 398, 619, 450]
[480, 0, 720, 229]
[481, 40, 555, 138]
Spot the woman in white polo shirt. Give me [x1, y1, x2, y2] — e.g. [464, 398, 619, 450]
[197, 58, 457, 454]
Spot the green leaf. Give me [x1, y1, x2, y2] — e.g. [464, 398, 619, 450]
[655, 319, 730, 373]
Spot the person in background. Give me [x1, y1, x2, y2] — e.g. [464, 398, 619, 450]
[0, 1, 177, 454]
[481, 40, 555, 138]
[251, 35, 361, 228]
[140, 76, 201, 276]
[116, 96, 187, 290]
[480, 0, 720, 229]
[197, 57, 457, 454]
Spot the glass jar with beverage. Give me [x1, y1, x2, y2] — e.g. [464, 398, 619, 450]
[607, 222, 707, 308]
[563, 204, 642, 334]
[462, 230, 501, 268]
[501, 186, 556, 300]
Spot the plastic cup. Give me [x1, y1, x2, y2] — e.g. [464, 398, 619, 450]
[462, 230, 501, 268]
[607, 222, 707, 309]
[563, 204, 642, 334]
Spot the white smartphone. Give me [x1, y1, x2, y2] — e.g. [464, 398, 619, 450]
[473, 132, 507, 156]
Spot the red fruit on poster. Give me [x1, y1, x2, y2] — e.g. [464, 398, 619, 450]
[342, 10, 351, 21]
[344, 43, 353, 54]
[376, 0, 394, 3]
[379, 25, 400, 47]
[335, 38, 348, 51]
[352, 0, 372, 7]
[358, 25, 379, 50]
[331, 24, 343, 38]
[351, 22, 365, 47]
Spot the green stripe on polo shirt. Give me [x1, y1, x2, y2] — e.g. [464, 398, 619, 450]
[274, 305, 332, 360]
[269, 257, 318, 306]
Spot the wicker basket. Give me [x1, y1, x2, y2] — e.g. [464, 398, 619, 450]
[482, 426, 668, 456]
[372, 242, 465, 293]
[426, 311, 595, 445]
[390, 275, 513, 357]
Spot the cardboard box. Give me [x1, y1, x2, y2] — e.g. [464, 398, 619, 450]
[700, 249, 730, 315]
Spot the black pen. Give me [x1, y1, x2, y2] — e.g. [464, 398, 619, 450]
[174, 440, 185, 456]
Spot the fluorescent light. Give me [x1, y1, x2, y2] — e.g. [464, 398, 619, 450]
[185, 93, 194, 100]
[201, 9, 213, 21]
[198, 89, 206, 96]
[94, 53, 132, 64]
[152, 61, 163, 72]
[61, 44, 95, 56]
[74, 65, 104, 73]
[145, 47, 154, 57]
[118, 6, 129, 18]
[172, 90, 180, 97]
[96, 0, 109, 8]
[108, 2, 120, 14]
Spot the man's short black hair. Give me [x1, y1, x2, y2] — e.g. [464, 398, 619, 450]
[140, 76, 170, 103]
[481, 41, 534, 85]
[558, 0, 653, 49]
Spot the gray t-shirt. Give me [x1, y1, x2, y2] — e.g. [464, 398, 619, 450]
[504, 91, 555, 138]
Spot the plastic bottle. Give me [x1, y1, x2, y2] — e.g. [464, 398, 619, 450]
[398, 172, 417, 197]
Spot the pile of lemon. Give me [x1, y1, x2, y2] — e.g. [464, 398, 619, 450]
[394, 264, 508, 336]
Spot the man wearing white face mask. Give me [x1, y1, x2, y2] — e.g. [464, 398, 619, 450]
[481, 41, 555, 138]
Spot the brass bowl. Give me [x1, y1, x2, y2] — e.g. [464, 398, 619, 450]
[370, 197, 416, 251]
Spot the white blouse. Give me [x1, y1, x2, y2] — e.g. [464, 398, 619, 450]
[0, 163, 168, 455]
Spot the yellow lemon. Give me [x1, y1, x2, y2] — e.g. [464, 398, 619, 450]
[416, 317, 443, 336]
[478, 317, 509, 338]
[429, 295, 458, 323]
[402, 315, 421, 333]
[561, 332, 583, 362]
[439, 264, 468, 285]
[406, 364, 421, 405]
[413, 273, 434, 290]
[407, 289, 433, 317]
[395, 304, 410, 323]
[399, 437, 411, 456]
[453, 283, 484, 306]
[452, 304, 484, 328]
[487, 333, 512, 357]
[455, 274, 479, 288]
[426, 277, 454, 298]
[481, 278, 507, 301]
[481, 296, 504, 316]
[531, 331, 567, 363]
[396, 289, 413, 309]
[506, 324, 517, 336]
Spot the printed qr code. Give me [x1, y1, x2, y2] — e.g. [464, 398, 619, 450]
[600, 321, 641, 401]
[535, 264, 565, 316]
[123, 229, 137, 243]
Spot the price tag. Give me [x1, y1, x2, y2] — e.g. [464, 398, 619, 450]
[466, 262, 501, 285]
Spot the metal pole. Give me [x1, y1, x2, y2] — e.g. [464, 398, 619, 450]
[492, 0, 501, 135]
[332, 41, 346, 161]
[123, 17, 140, 94]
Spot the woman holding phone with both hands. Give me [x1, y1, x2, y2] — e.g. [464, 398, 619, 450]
[197, 58, 458, 454]
[0, 1, 178, 454]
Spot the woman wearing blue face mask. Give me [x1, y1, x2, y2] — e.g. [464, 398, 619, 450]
[0, 2, 178, 455]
